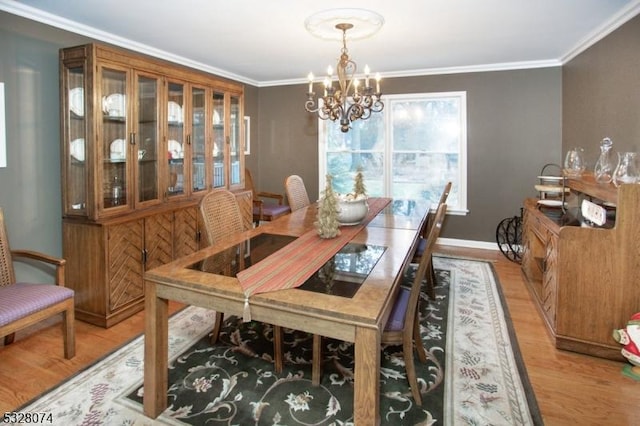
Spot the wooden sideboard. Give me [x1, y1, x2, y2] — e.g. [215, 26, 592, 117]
[521, 173, 640, 360]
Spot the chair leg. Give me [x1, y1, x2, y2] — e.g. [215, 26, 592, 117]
[4, 333, 15, 345]
[413, 310, 427, 363]
[210, 312, 225, 344]
[404, 340, 422, 406]
[424, 258, 436, 300]
[312, 334, 322, 386]
[274, 325, 283, 373]
[63, 305, 76, 359]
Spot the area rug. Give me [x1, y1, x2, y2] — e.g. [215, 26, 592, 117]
[12, 257, 542, 425]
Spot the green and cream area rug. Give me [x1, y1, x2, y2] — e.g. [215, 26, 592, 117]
[10, 257, 542, 425]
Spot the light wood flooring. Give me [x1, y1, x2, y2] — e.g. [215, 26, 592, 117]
[1, 245, 638, 425]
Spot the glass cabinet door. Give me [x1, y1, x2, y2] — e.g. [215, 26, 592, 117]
[63, 64, 87, 216]
[135, 73, 161, 205]
[101, 66, 128, 210]
[191, 86, 207, 193]
[212, 92, 225, 188]
[167, 82, 185, 197]
[229, 94, 242, 188]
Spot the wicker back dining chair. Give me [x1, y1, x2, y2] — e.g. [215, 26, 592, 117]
[246, 169, 291, 225]
[0, 208, 75, 359]
[412, 181, 451, 299]
[285, 175, 311, 212]
[198, 190, 284, 373]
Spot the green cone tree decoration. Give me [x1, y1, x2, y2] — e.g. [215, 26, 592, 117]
[315, 174, 341, 239]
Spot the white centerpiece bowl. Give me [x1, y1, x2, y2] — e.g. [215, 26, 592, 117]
[336, 194, 369, 225]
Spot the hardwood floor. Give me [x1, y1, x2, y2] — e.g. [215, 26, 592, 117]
[1, 246, 638, 425]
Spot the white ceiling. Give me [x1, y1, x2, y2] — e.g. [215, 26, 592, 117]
[3, 0, 640, 87]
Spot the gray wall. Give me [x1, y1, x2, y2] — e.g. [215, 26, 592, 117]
[563, 13, 640, 165]
[255, 69, 563, 242]
[0, 12, 88, 282]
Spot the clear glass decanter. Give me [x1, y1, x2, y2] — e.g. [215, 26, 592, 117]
[594, 137, 615, 183]
[613, 152, 640, 187]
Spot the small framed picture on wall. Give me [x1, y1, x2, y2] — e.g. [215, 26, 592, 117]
[0, 82, 6, 167]
[244, 116, 250, 155]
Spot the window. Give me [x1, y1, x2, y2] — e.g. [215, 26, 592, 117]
[319, 92, 467, 215]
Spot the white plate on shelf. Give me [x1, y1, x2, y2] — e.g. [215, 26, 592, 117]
[70, 138, 85, 161]
[536, 175, 564, 181]
[102, 93, 126, 117]
[213, 110, 221, 125]
[168, 101, 183, 123]
[168, 139, 183, 158]
[110, 138, 126, 160]
[69, 88, 84, 117]
[537, 199, 566, 208]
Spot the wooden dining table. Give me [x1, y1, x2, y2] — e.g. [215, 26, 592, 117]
[143, 200, 425, 425]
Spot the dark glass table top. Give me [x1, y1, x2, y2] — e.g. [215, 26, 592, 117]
[187, 233, 387, 298]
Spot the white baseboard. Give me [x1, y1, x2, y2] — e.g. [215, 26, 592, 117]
[437, 237, 499, 251]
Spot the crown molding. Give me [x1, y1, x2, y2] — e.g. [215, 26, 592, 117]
[0, 0, 261, 87]
[2, 0, 638, 88]
[561, 0, 640, 64]
[259, 59, 562, 88]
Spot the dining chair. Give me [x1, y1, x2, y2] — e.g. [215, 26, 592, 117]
[198, 190, 284, 373]
[412, 181, 452, 299]
[285, 175, 311, 212]
[245, 169, 291, 225]
[311, 203, 447, 405]
[0, 208, 75, 359]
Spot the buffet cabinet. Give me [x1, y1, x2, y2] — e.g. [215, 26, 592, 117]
[521, 173, 640, 360]
[59, 43, 249, 327]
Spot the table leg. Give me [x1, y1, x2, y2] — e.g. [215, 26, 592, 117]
[354, 326, 381, 425]
[143, 282, 169, 418]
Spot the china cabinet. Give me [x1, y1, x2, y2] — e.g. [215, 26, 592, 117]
[59, 43, 248, 326]
[521, 173, 640, 360]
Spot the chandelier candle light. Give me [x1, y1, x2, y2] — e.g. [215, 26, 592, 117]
[305, 22, 384, 132]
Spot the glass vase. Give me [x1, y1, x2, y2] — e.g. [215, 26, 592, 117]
[564, 147, 586, 178]
[594, 137, 615, 183]
[613, 152, 640, 187]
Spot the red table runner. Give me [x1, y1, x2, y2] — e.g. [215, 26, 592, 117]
[237, 197, 391, 321]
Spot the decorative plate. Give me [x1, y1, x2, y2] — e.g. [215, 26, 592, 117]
[168, 101, 183, 123]
[70, 138, 85, 161]
[537, 199, 565, 207]
[102, 93, 126, 117]
[69, 88, 84, 117]
[168, 139, 183, 158]
[110, 138, 126, 160]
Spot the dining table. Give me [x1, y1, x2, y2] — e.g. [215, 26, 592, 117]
[143, 198, 426, 425]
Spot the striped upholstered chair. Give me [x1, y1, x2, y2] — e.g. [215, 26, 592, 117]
[0, 208, 75, 359]
[246, 169, 290, 225]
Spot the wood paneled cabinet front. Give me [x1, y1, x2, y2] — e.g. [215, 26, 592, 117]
[63, 205, 203, 327]
[521, 174, 640, 360]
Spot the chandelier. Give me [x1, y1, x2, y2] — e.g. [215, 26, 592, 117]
[305, 22, 384, 133]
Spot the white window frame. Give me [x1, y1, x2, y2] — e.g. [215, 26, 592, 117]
[318, 91, 468, 215]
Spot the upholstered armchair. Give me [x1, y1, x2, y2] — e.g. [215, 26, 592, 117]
[0, 208, 75, 359]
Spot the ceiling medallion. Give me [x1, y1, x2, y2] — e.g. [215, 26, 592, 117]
[304, 8, 384, 41]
